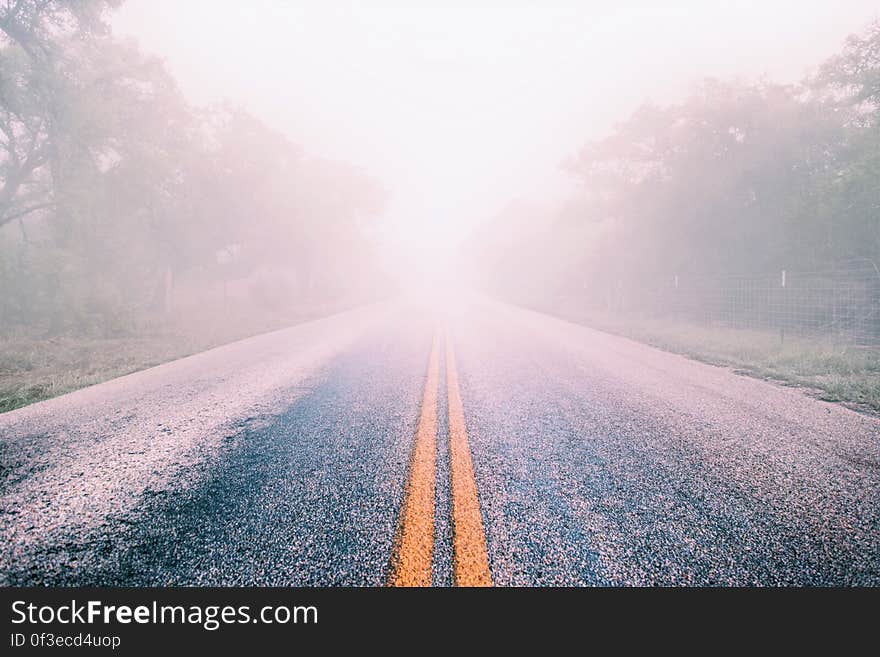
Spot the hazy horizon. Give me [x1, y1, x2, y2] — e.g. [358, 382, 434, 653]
[112, 1, 880, 279]
[3, 1, 880, 597]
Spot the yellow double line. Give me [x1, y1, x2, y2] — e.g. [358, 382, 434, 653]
[387, 330, 492, 587]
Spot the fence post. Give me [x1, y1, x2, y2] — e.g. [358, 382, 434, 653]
[780, 269, 786, 347]
[673, 274, 679, 320]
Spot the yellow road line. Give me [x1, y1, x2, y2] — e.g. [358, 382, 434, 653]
[387, 331, 440, 587]
[446, 334, 493, 587]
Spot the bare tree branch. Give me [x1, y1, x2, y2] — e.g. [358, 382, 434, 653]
[0, 199, 52, 226]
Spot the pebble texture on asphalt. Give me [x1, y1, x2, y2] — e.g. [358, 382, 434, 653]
[1, 303, 430, 585]
[452, 300, 880, 585]
[1, 297, 878, 585]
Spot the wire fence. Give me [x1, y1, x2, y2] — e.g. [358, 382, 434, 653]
[599, 259, 880, 344]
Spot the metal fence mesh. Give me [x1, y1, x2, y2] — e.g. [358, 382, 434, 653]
[600, 259, 880, 344]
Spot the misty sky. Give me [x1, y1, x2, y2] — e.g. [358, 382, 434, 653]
[113, 1, 879, 270]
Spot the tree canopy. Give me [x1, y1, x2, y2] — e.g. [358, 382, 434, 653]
[0, 0, 386, 334]
[471, 19, 880, 303]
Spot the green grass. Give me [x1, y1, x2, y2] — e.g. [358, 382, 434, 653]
[541, 305, 880, 414]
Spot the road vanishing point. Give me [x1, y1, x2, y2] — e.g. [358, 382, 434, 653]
[1, 298, 878, 586]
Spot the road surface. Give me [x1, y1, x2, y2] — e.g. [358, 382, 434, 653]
[1, 298, 878, 586]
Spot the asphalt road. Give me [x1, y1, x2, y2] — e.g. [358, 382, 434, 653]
[1, 298, 878, 585]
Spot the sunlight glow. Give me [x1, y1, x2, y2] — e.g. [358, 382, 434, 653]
[113, 0, 879, 286]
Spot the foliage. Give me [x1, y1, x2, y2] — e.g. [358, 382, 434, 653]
[474, 19, 880, 302]
[0, 1, 386, 336]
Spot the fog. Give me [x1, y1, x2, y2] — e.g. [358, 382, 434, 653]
[4, 0, 880, 591]
[112, 1, 879, 282]
[2, 0, 879, 352]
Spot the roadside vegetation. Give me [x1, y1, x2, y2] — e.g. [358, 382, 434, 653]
[0, 2, 387, 412]
[470, 20, 880, 296]
[467, 18, 880, 414]
[0, 297, 360, 413]
[542, 305, 880, 414]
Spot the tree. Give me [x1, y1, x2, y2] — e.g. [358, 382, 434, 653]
[817, 19, 880, 119]
[565, 80, 842, 278]
[813, 19, 880, 259]
[0, 0, 122, 230]
[0, 1, 121, 60]
[0, 1, 388, 334]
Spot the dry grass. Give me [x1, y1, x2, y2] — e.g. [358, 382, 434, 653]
[0, 299, 356, 414]
[540, 304, 880, 414]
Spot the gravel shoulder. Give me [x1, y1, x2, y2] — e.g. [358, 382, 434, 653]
[0, 302, 411, 584]
[3, 295, 878, 586]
